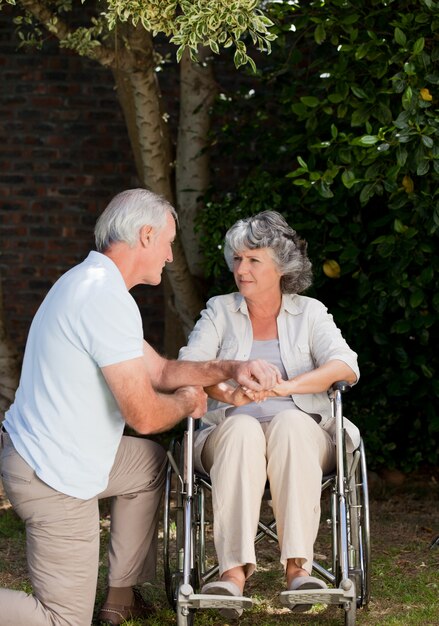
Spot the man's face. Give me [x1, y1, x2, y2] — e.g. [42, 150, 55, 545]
[141, 212, 176, 285]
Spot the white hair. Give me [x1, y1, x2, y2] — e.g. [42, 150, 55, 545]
[94, 188, 177, 252]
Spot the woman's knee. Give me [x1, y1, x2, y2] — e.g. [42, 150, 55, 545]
[219, 414, 265, 446]
[269, 409, 314, 435]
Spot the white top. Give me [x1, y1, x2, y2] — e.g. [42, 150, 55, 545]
[226, 339, 297, 421]
[4, 252, 144, 499]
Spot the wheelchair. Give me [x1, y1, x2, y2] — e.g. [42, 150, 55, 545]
[163, 382, 370, 625]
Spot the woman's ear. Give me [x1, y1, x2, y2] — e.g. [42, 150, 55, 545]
[139, 224, 153, 247]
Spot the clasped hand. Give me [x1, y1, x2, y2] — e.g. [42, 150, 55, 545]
[231, 359, 290, 406]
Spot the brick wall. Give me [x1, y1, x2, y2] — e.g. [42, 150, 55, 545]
[0, 9, 165, 355]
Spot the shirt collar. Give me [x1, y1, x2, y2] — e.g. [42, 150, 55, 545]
[229, 292, 302, 316]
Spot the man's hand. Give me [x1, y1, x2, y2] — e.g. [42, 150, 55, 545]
[174, 385, 207, 419]
[233, 359, 282, 392]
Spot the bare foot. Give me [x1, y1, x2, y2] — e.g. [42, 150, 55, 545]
[220, 565, 246, 594]
[286, 560, 309, 589]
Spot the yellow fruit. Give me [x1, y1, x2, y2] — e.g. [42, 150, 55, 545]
[323, 259, 341, 278]
[402, 175, 414, 194]
[420, 88, 433, 102]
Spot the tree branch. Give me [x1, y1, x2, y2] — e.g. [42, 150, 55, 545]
[18, 0, 139, 72]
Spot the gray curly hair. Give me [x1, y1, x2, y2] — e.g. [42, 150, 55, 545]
[224, 210, 313, 294]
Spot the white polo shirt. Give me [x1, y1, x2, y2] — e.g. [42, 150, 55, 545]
[4, 252, 144, 499]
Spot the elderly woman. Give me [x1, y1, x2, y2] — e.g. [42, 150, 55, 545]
[179, 210, 360, 616]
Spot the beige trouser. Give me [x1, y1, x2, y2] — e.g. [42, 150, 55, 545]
[0, 430, 166, 626]
[200, 410, 336, 578]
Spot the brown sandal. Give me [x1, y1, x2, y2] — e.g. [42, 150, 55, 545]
[98, 588, 153, 625]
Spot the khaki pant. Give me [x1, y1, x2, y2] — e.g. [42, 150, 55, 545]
[200, 410, 336, 578]
[0, 430, 166, 626]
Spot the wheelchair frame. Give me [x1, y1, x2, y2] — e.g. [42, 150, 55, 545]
[163, 382, 370, 625]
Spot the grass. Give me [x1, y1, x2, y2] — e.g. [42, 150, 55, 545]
[1, 469, 438, 626]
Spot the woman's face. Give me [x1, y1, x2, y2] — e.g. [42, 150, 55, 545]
[232, 247, 282, 299]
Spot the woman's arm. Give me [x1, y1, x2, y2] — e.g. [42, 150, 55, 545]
[269, 359, 357, 397]
[204, 382, 258, 407]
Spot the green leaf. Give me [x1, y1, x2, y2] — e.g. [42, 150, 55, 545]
[421, 135, 434, 148]
[351, 85, 368, 99]
[394, 219, 407, 233]
[314, 23, 326, 45]
[392, 320, 411, 333]
[341, 169, 356, 189]
[354, 43, 369, 60]
[402, 86, 413, 109]
[359, 183, 375, 204]
[419, 267, 434, 285]
[316, 179, 334, 198]
[291, 103, 307, 116]
[396, 146, 408, 166]
[358, 135, 379, 146]
[328, 93, 344, 103]
[394, 27, 407, 46]
[420, 364, 433, 378]
[417, 160, 430, 175]
[300, 96, 320, 108]
[297, 156, 308, 170]
[413, 36, 425, 55]
[209, 39, 220, 54]
[410, 290, 424, 308]
[403, 62, 416, 76]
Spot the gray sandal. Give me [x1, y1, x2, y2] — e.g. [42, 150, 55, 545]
[201, 580, 244, 619]
[287, 575, 328, 612]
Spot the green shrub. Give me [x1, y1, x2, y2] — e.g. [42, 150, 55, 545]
[199, 0, 439, 471]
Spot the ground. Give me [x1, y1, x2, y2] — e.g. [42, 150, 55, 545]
[0, 468, 438, 626]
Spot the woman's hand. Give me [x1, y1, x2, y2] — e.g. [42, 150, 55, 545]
[238, 387, 271, 404]
[267, 379, 293, 397]
[204, 382, 270, 406]
[229, 385, 257, 406]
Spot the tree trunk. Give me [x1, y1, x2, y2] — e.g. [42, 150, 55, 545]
[0, 277, 19, 418]
[176, 48, 218, 279]
[112, 26, 205, 341]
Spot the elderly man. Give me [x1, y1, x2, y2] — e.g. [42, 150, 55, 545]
[0, 189, 280, 626]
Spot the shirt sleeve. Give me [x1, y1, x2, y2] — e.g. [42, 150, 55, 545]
[308, 300, 360, 381]
[77, 287, 144, 367]
[179, 299, 222, 362]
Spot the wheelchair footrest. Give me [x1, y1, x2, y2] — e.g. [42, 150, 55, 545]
[179, 592, 253, 611]
[280, 584, 355, 608]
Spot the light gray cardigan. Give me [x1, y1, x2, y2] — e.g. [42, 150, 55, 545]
[179, 293, 361, 467]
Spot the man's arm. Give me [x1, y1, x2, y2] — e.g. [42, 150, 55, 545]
[143, 340, 281, 392]
[101, 357, 207, 435]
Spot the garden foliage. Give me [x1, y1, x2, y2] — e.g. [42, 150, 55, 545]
[199, 0, 439, 470]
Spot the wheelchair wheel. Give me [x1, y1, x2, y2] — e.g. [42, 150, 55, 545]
[347, 440, 371, 609]
[163, 438, 200, 624]
[163, 439, 185, 611]
[331, 439, 370, 625]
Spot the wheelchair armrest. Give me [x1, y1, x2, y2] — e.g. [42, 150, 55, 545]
[331, 380, 351, 393]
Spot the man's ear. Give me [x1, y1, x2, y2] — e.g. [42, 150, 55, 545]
[139, 225, 154, 246]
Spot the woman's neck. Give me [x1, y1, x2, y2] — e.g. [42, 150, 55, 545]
[246, 294, 282, 340]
